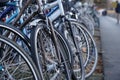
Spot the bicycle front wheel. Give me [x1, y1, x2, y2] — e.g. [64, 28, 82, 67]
[0, 35, 41, 80]
[30, 23, 72, 80]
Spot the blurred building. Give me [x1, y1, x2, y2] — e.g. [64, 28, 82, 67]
[76, 0, 114, 9]
[94, 0, 107, 8]
[94, 0, 118, 9]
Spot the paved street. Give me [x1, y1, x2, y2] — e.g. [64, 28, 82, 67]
[100, 16, 120, 80]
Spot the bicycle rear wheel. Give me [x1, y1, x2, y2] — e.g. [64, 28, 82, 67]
[0, 35, 40, 80]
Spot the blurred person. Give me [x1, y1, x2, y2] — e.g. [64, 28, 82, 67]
[115, 0, 120, 24]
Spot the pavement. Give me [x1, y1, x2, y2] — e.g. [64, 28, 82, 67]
[100, 16, 120, 80]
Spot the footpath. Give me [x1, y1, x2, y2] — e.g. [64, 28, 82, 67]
[100, 16, 120, 80]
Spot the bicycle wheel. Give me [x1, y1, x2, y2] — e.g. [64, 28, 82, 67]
[30, 22, 72, 80]
[60, 19, 98, 78]
[0, 35, 40, 80]
[82, 26, 98, 78]
[69, 19, 98, 78]
[58, 19, 90, 80]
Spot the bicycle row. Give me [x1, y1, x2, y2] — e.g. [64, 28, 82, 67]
[0, 0, 99, 80]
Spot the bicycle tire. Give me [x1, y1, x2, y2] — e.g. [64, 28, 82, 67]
[68, 19, 98, 78]
[30, 22, 73, 80]
[58, 19, 91, 80]
[0, 22, 31, 49]
[0, 35, 41, 80]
